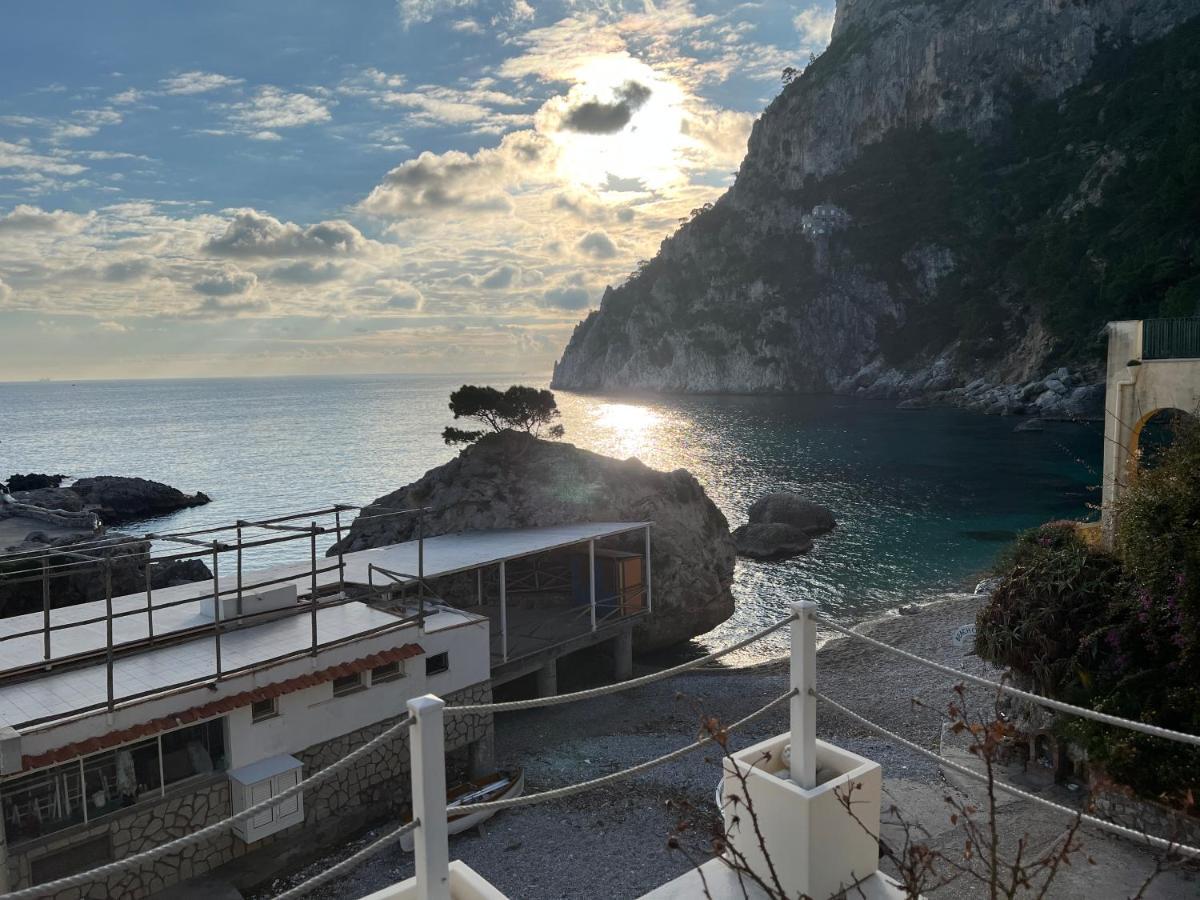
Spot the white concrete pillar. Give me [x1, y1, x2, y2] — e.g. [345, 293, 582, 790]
[408, 694, 450, 900]
[790, 600, 817, 789]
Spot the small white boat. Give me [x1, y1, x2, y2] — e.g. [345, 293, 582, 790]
[399, 769, 524, 851]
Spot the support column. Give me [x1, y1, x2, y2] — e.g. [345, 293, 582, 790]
[789, 600, 817, 789]
[499, 560, 508, 662]
[468, 731, 495, 780]
[613, 628, 633, 682]
[536, 659, 558, 697]
[408, 695, 450, 900]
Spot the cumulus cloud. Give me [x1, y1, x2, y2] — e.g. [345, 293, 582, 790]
[101, 258, 155, 282]
[576, 230, 618, 259]
[228, 87, 331, 131]
[192, 295, 270, 317]
[359, 130, 553, 218]
[0, 205, 93, 234]
[0, 278, 12, 304]
[382, 280, 425, 310]
[193, 267, 258, 296]
[0, 141, 87, 176]
[204, 210, 367, 257]
[541, 283, 591, 310]
[679, 105, 755, 169]
[267, 261, 345, 284]
[479, 264, 519, 289]
[794, 6, 835, 47]
[161, 71, 245, 95]
[558, 81, 651, 134]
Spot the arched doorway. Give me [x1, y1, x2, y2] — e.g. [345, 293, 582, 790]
[1127, 407, 1195, 486]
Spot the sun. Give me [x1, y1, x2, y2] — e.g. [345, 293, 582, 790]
[547, 56, 689, 193]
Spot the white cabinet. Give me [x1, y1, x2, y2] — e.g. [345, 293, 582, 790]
[228, 754, 304, 842]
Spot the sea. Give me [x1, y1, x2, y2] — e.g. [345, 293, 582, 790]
[1, 374, 1102, 660]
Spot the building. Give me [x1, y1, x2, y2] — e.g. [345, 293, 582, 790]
[0, 510, 651, 898]
[1100, 318, 1200, 547]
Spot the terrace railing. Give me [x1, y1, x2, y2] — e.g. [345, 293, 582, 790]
[0, 504, 431, 725]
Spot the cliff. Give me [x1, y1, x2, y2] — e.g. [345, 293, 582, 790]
[552, 0, 1200, 408]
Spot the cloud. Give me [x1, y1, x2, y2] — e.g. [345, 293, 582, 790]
[541, 283, 591, 310]
[679, 105, 755, 169]
[576, 230, 618, 259]
[51, 108, 123, 141]
[794, 6, 835, 47]
[204, 209, 367, 257]
[397, 0, 474, 27]
[101, 258, 155, 282]
[96, 320, 128, 333]
[359, 130, 554, 218]
[382, 280, 425, 310]
[193, 267, 258, 296]
[227, 87, 331, 131]
[161, 71, 245, 95]
[192, 295, 270, 317]
[558, 81, 651, 134]
[377, 85, 528, 130]
[0, 141, 87, 176]
[267, 260, 345, 284]
[479, 264, 518, 289]
[0, 278, 12, 304]
[0, 205, 93, 234]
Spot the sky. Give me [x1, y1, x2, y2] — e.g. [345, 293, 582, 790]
[0, 0, 835, 381]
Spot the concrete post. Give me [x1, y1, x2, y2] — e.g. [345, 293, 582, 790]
[468, 730, 496, 780]
[790, 600, 817, 789]
[408, 694, 450, 900]
[613, 627, 633, 682]
[536, 659, 558, 697]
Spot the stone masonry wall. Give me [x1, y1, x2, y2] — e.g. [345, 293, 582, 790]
[5, 681, 493, 899]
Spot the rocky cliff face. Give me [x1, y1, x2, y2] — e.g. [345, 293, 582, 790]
[552, 0, 1200, 408]
[330, 430, 736, 650]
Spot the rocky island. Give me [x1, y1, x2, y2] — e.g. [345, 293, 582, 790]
[331, 429, 736, 650]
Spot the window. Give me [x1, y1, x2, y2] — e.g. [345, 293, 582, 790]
[370, 661, 403, 684]
[83, 737, 161, 820]
[160, 719, 226, 787]
[251, 697, 278, 722]
[1, 762, 85, 843]
[425, 652, 449, 676]
[332, 672, 364, 696]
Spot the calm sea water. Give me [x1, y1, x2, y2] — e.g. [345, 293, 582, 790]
[1, 374, 1102, 658]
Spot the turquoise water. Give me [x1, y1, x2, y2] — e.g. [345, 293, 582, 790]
[0, 375, 1102, 655]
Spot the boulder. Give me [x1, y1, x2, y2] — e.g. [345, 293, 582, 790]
[148, 558, 214, 590]
[71, 476, 211, 524]
[747, 492, 837, 535]
[5, 473, 66, 492]
[732, 523, 813, 560]
[11, 487, 84, 512]
[330, 430, 735, 651]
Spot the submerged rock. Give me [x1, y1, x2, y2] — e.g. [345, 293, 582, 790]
[732, 523, 813, 560]
[331, 430, 736, 651]
[71, 476, 211, 524]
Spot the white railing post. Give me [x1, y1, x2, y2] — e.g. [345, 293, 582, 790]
[789, 600, 817, 789]
[408, 694, 450, 900]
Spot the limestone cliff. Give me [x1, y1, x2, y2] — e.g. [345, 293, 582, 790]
[552, 0, 1200, 406]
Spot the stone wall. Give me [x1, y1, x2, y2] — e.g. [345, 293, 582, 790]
[4, 681, 493, 898]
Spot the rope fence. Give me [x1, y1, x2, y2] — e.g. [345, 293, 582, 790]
[5, 600, 1199, 899]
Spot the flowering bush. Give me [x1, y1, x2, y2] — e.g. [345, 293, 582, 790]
[977, 418, 1200, 802]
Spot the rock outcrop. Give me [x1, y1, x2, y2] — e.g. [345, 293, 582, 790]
[552, 0, 1200, 412]
[70, 477, 210, 524]
[330, 430, 736, 650]
[5, 473, 66, 492]
[0, 534, 151, 617]
[733, 492, 836, 560]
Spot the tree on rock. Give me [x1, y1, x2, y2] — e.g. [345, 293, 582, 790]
[442, 385, 566, 445]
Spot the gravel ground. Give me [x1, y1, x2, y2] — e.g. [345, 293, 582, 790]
[251, 595, 1197, 900]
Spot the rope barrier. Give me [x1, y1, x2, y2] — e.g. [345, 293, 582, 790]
[0, 716, 414, 900]
[446, 614, 798, 715]
[271, 820, 419, 900]
[455, 689, 796, 815]
[813, 690, 1200, 859]
[814, 613, 1200, 748]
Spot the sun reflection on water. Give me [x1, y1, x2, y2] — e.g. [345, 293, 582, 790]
[592, 402, 663, 461]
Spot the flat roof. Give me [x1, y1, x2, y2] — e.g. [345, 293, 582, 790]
[342, 521, 651, 586]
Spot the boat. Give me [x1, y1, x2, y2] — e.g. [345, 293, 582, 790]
[399, 769, 524, 851]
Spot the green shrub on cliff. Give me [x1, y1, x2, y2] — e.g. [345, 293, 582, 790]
[977, 421, 1200, 801]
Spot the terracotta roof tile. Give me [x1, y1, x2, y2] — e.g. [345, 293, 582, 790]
[20, 642, 424, 772]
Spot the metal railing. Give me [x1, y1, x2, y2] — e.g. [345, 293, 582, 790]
[1142, 317, 1200, 360]
[0, 503, 431, 724]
